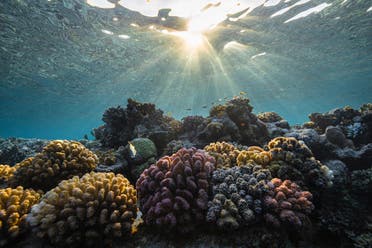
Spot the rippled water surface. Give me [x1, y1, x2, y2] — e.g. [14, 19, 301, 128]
[0, 0, 371, 138]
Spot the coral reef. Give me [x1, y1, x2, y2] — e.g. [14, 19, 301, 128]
[93, 99, 180, 151]
[267, 137, 332, 191]
[27, 172, 137, 247]
[237, 146, 272, 166]
[263, 178, 314, 228]
[206, 165, 272, 230]
[0, 164, 17, 184]
[351, 168, 372, 194]
[204, 141, 241, 169]
[136, 148, 215, 232]
[0, 186, 41, 246]
[124, 138, 157, 180]
[0, 138, 48, 166]
[257, 112, 283, 123]
[177, 97, 269, 148]
[9, 140, 98, 191]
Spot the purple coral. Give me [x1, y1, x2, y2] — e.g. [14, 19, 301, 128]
[136, 148, 215, 232]
[263, 178, 314, 228]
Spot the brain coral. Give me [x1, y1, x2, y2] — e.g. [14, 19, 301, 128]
[237, 146, 272, 167]
[136, 148, 215, 232]
[263, 178, 314, 228]
[206, 165, 272, 230]
[27, 172, 137, 247]
[0, 186, 41, 246]
[10, 140, 98, 191]
[204, 142, 241, 169]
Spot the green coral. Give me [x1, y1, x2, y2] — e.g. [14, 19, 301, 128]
[128, 138, 157, 161]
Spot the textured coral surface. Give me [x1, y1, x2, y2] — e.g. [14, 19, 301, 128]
[263, 178, 314, 228]
[27, 172, 137, 247]
[0, 187, 41, 246]
[10, 140, 98, 191]
[136, 148, 215, 232]
[207, 165, 272, 230]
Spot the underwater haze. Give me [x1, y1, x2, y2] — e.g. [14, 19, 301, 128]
[0, 0, 371, 139]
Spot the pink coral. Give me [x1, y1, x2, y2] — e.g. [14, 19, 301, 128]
[136, 148, 215, 232]
[263, 179, 314, 228]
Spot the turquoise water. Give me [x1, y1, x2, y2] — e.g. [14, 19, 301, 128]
[0, 0, 371, 139]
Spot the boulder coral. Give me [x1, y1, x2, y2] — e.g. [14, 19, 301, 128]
[204, 142, 241, 169]
[206, 165, 272, 230]
[136, 148, 215, 232]
[27, 172, 137, 247]
[0, 186, 41, 246]
[263, 178, 314, 228]
[9, 140, 98, 191]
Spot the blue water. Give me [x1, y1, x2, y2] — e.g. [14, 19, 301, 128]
[0, 0, 371, 139]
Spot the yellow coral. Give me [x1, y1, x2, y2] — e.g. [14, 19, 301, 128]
[0, 186, 41, 246]
[10, 140, 98, 191]
[204, 142, 241, 169]
[237, 146, 272, 166]
[28, 172, 137, 247]
[0, 165, 17, 183]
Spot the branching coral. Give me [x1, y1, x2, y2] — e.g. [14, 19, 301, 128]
[136, 148, 215, 232]
[237, 146, 272, 167]
[204, 142, 241, 169]
[267, 137, 332, 190]
[0, 164, 17, 184]
[267, 137, 313, 162]
[0, 186, 41, 246]
[27, 172, 137, 247]
[206, 165, 272, 230]
[263, 178, 314, 228]
[9, 140, 98, 191]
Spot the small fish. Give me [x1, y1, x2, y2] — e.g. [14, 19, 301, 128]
[166, 111, 172, 117]
[218, 98, 222, 102]
[239, 91, 246, 95]
[202, 105, 207, 108]
[223, 96, 228, 99]
[186, 108, 192, 111]
[128, 141, 137, 158]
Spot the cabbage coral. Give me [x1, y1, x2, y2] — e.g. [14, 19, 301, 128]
[10, 140, 98, 191]
[237, 146, 272, 167]
[207, 165, 272, 230]
[0, 186, 41, 246]
[204, 142, 241, 169]
[27, 172, 137, 247]
[136, 148, 215, 232]
[263, 178, 314, 228]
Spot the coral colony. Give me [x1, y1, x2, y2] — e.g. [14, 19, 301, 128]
[0, 97, 371, 247]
